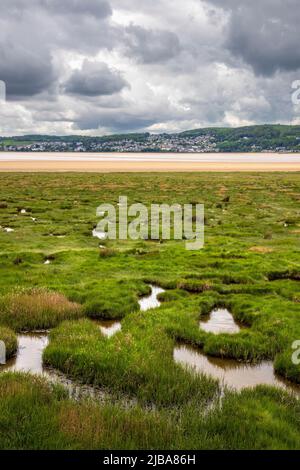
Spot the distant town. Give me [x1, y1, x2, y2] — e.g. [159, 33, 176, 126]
[1, 124, 300, 153]
[0, 133, 218, 153]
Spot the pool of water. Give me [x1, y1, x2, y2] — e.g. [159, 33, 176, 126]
[0, 333, 49, 375]
[200, 308, 241, 335]
[174, 344, 300, 395]
[95, 319, 122, 338]
[138, 285, 165, 311]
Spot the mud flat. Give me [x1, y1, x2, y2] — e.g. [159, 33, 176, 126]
[1, 152, 300, 172]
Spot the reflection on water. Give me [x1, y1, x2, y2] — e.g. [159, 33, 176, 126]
[138, 285, 165, 311]
[200, 308, 241, 335]
[174, 344, 300, 395]
[0, 333, 49, 374]
[95, 319, 122, 338]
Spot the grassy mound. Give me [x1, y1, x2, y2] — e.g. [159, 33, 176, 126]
[0, 289, 83, 331]
[44, 317, 218, 408]
[81, 280, 150, 320]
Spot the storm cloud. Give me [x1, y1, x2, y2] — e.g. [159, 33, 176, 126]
[0, 0, 299, 135]
[206, 0, 300, 75]
[0, 47, 55, 98]
[123, 25, 181, 64]
[64, 60, 129, 96]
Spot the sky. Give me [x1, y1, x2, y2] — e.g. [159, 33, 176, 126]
[0, 0, 300, 136]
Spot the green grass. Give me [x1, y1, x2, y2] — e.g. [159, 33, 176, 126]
[0, 326, 17, 358]
[0, 172, 299, 449]
[44, 317, 218, 407]
[82, 279, 150, 319]
[0, 288, 83, 331]
[0, 374, 299, 450]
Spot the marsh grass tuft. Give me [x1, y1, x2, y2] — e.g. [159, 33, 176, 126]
[0, 326, 17, 358]
[99, 247, 117, 258]
[0, 289, 83, 331]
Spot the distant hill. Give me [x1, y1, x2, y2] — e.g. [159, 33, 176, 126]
[179, 125, 300, 152]
[1, 125, 300, 153]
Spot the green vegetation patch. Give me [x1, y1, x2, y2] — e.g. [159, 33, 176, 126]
[0, 288, 83, 331]
[44, 316, 218, 407]
[0, 172, 299, 449]
[0, 374, 299, 450]
[0, 326, 17, 359]
[81, 279, 150, 319]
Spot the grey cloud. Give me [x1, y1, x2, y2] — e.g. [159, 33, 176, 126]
[0, 44, 56, 99]
[41, 0, 112, 18]
[2, 0, 112, 18]
[74, 110, 157, 132]
[0, 0, 299, 135]
[0, 0, 115, 99]
[124, 25, 181, 64]
[64, 61, 128, 96]
[206, 0, 300, 75]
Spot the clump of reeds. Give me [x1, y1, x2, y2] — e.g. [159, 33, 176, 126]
[0, 288, 83, 331]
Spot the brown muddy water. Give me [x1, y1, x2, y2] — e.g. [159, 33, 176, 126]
[200, 308, 241, 335]
[174, 344, 300, 395]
